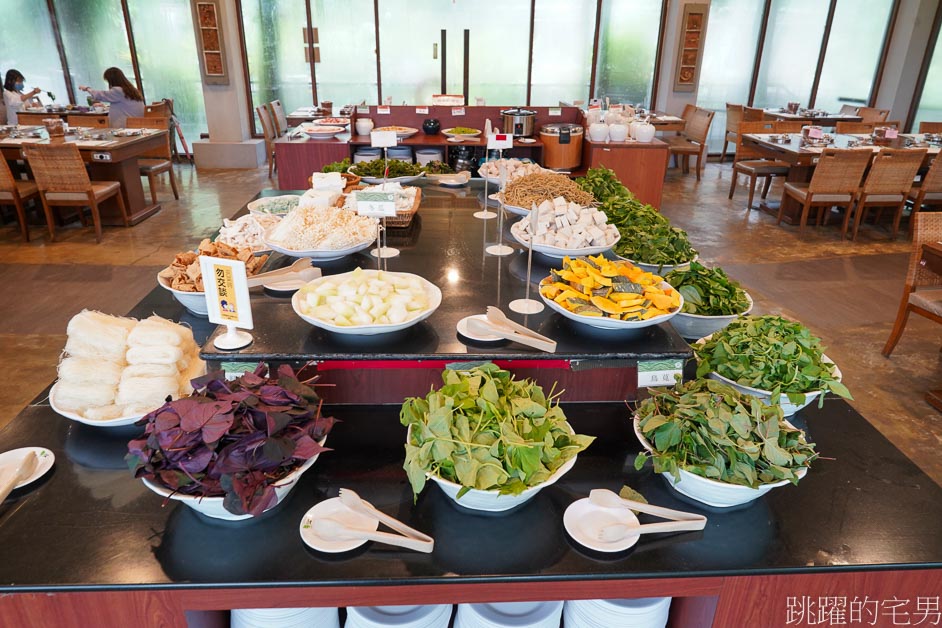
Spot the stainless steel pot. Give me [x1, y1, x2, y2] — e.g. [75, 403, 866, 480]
[501, 108, 536, 137]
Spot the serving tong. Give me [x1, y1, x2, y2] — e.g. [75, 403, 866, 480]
[0, 452, 38, 504]
[466, 306, 556, 353]
[313, 488, 434, 553]
[588, 489, 707, 542]
[245, 258, 321, 288]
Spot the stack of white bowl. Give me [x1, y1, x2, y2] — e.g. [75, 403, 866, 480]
[563, 597, 671, 628]
[416, 148, 444, 166]
[455, 601, 563, 628]
[230, 606, 340, 628]
[346, 604, 452, 628]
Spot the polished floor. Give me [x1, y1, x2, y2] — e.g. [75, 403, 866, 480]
[1, 161, 940, 487]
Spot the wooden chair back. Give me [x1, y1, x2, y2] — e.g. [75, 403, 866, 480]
[270, 100, 288, 136]
[860, 148, 926, 196]
[16, 112, 49, 126]
[126, 116, 171, 160]
[685, 107, 715, 145]
[839, 104, 859, 116]
[71, 115, 109, 128]
[0, 154, 18, 193]
[836, 121, 875, 134]
[743, 106, 766, 121]
[23, 143, 91, 193]
[773, 121, 804, 133]
[145, 102, 171, 118]
[921, 154, 942, 193]
[256, 105, 276, 142]
[918, 121, 942, 134]
[734, 120, 776, 161]
[907, 213, 942, 289]
[725, 103, 743, 134]
[807, 148, 871, 194]
[857, 107, 890, 123]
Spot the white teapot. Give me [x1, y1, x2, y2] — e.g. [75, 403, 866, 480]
[588, 122, 609, 142]
[608, 123, 629, 142]
[635, 122, 656, 143]
[355, 118, 374, 135]
[629, 119, 644, 139]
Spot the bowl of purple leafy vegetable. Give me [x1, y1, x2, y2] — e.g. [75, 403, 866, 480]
[127, 364, 336, 521]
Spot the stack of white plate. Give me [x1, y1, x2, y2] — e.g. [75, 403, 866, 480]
[563, 597, 671, 628]
[455, 601, 563, 628]
[230, 606, 340, 628]
[346, 604, 452, 628]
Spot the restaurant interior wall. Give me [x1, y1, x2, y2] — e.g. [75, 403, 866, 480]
[653, 0, 705, 122]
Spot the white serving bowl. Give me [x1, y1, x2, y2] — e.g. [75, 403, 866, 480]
[292, 270, 442, 335]
[157, 273, 208, 316]
[540, 281, 683, 331]
[442, 128, 482, 138]
[670, 293, 753, 340]
[509, 222, 620, 258]
[264, 237, 376, 261]
[49, 381, 143, 428]
[140, 443, 325, 521]
[620, 255, 699, 276]
[247, 194, 300, 217]
[634, 417, 806, 508]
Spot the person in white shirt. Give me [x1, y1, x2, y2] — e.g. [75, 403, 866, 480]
[3, 69, 42, 125]
[79, 67, 145, 128]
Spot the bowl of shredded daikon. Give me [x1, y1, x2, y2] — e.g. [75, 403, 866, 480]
[264, 204, 378, 260]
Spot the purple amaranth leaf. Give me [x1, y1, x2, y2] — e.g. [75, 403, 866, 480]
[265, 411, 293, 435]
[313, 414, 340, 440]
[239, 371, 265, 387]
[292, 435, 329, 460]
[154, 408, 180, 432]
[260, 436, 296, 467]
[176, 398, 235, 433]
[177, 445, 214, 474]
[258, 385, 300, 406]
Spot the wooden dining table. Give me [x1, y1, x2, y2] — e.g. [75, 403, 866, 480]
[0, 127, 169, 226]
[762, 109, 862, 127]
[741, 132, 940, 224]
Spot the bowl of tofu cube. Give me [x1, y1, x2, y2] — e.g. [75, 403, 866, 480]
[509, 197, 620, 258]
[292, 268, 442, 335]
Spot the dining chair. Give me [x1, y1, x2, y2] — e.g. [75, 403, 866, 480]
[882, 212, 942, 357]
[721, 103, 744, 164]
[773, 121, 804, 134]
[839, 104, 860, 116]
[125, 116, 179, 204]
[15, 112, 49, 126]
[845, 148, 927, 240]
[270, 100, 288, 137]
[23, 142, 128, 243]
[857, 107, 890, 123]
[907, 152, 942, 236]
[835, 121, 876, 134]
[666, 106, 715, 181]
[145, 102, 171, 118]
[256, 105, 277, 178]
[743, 106, 766, 121]
[919, 121, 942, 134]
[0, 156, 39, 241]
[777, 148, 872, 233]
[728, 120, 788, 210]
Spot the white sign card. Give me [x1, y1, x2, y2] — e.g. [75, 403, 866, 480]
[487, 133, 513, 150]
[370, 130, 398, 148]
[377, 106, 391, 115]
[416, 107, 429, 115]
[637, 359, 684, 388]
[885, 127, 899, 139]
[356, 191, 398, 217]
[452, 107, 465, 116]
[199, 256, 254, 329]
[548, 107, 562, 116]
[356, 105, 370, 115]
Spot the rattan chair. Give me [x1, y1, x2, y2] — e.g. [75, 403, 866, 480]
[882, 213, 942, 356]
[270, 100, 288, 137]
[743, 106, 766, 121]
[126, 116, 179, 204]
[256, 105, 277, 178]
[728, 120, 788, 210]
[856, 107, 890, 123]
[23, 142, 127, 242]
[919, 121, 942, 134]
[839, 104, 860, 116]
[844, 148, 926, 240]
[721, 103, 744, 164]
[0, 157, 39, 241]
[666, 106, 714, 181]
[778, 148, 872, 233]
[907, 153, 942, 235]
[773, 121, 804, 134]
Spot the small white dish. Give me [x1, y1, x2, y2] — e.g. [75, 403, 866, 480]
[299, 497, 379, 553]
[446, 137, 465, 143]
[456, 314, 504, 342]
[518, 138, 537, 144]
[0, 447, 55, 489]
[563, 497, 641, 552]
[347, 604, 451, 627]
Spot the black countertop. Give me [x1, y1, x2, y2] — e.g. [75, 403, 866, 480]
[200, 185, 692, 363]
[0, 395, 939, 592]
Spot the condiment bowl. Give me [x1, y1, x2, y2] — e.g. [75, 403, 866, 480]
[156, 273, 208, 317]
[670, 293, 753, 341]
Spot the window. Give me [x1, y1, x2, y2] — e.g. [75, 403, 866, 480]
[752, 0, 829, 109]
[0, 1, 68, 105]
[310, 0, 378, 107]
[594, 0, 664, 106]
[126, 0, 207, 150]
[54, 0, 135, 96]
[913, 29, 942, 129]
[814, 0, 894, 113]
[696, 0, 764, 151]
[530, 0, 597, 106]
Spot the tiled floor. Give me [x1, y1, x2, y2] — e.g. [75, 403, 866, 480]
[1, 161, 939, 486]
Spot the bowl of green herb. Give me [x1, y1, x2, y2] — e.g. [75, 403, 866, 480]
[599, 197, 699, 273]
[665, 262, 753, 340]
[694, 315, 850, 416]
[634, 379, 816, 508]
[401, 362, 594, 513]
[349, 159, 426, 184]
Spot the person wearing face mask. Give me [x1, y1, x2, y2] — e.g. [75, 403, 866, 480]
[79, 67, 145, 128]
[3, 69, 42, 125]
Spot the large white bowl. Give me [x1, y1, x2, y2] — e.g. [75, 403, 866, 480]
[157, 273, 208, 316]
[291, 270, 442, 335]
[356, 173, 425, 185]
[509, 222, 620, 258]
[620, 255, 699, 275]
[49, 381, 143, 428]
[540, 281, 683, 330]
[140, 442, 325, 521]
[264, 237, 376, 261]
[247, 194, 300, 217]
[634, 417, 807, 508]
[670, 293, 753, 340]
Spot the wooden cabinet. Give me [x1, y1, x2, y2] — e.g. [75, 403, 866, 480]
[582, 138, 669, 208]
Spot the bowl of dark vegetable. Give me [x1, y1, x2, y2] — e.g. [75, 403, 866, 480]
[665, 262, 753, 340]
[128, 365, 335, 521]
[634, 379, 815, 508]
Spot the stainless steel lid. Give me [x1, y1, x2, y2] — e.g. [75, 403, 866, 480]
[540, 123, 584, 135]
[501, 108, 536, 117]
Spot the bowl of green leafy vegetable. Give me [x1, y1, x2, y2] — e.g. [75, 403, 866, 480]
[694, 315, 850, 416]
[666, 262, 753, 340]
[634, 379, 816, 508]
[599, 197, 699, 273]
[349, 159, 426, 185]
[401, 362, 594, 513]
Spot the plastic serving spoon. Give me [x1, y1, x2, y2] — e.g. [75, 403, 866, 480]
[338, 489, 434, 545]
[588, 488, 707, 542]
[0, 452, 38, 504]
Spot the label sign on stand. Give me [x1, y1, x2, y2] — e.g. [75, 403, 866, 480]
[199, 256, 254, 350]
[356, 105, 370, 115]
[416, 107, 429, 115]
[377, 106, 391, 115]
[487, 133, 514, 150]
[637, 359, 684, 387]
[356, 191, 397, 217]
[885, 127, 899, 139]
[370, 130, 398, 148]
[452, 107, 465, 116]
[548, 107, 562, 117]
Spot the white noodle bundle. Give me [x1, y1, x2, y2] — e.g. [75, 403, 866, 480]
[58, 357, 122, 387]
[54, 381, 116, 412]
[122, 363, 178, 379]
[64, 310, 134, 361]
[84, 404, 129, 421]
[179, 353, 207, 395]
[126, 345, 184, 366]
[128, 317, 187, 347]
[116, 376, 179, 408]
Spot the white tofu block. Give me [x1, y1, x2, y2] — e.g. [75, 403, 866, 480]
[539, 200, 554, 214]
[558, 215, 570, 228]
[593, 211, 607, 225]
[535, 220, 548, 235]
[553, 196, 567, 208]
